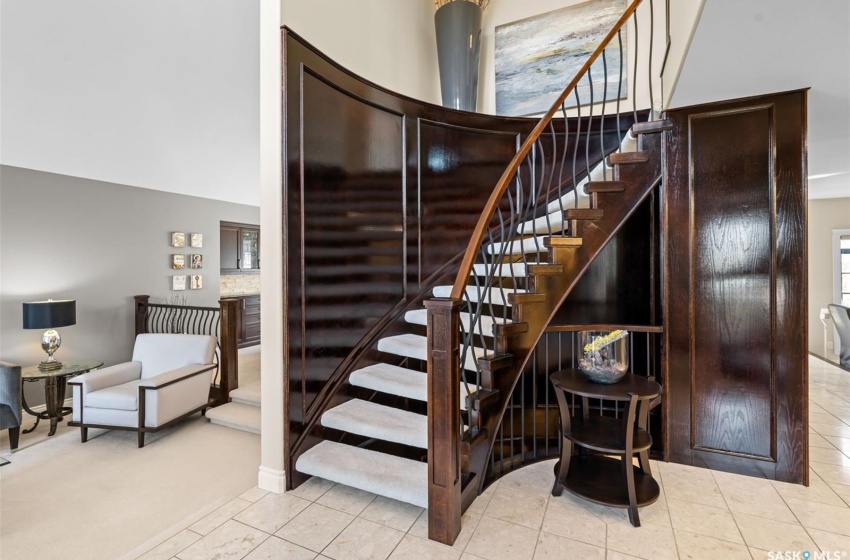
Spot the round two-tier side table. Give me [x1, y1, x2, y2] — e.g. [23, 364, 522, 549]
[550, 369, 662, 527]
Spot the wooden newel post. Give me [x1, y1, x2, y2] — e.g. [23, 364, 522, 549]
[424, 297, 463, 545]
[218, 298, 240, 404]
[134, 295, 150, 337]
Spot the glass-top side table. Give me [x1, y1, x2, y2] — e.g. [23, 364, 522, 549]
[21, 360, 103, 436]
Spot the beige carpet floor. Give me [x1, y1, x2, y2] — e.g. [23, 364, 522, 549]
[0, 347, 262, 560]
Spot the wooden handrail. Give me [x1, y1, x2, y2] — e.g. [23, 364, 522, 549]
[449, 0, 645, 299]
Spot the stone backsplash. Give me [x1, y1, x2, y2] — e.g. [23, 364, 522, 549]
[220, 274, 261, 296]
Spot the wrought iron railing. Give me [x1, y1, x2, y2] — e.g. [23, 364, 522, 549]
[448, 0, 659, 402]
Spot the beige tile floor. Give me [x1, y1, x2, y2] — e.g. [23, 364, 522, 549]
[137, 356, 850, 560]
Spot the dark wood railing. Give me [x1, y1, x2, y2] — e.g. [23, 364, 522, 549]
[134, 295, 240, 405]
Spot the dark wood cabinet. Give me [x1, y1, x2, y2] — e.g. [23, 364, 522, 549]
[221, 222, 260, 274]
[240, 295, 261, 347]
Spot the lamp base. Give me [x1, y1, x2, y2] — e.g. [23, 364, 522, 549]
[39, 329, 63, 372]
[38, 360, 63, 372]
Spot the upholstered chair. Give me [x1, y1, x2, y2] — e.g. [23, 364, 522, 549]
[69, 334, 216, 447]
[829, 304, 850, 367]
[0, 361, 22, 450]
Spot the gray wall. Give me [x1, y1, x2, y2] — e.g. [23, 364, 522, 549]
[0, 165, 260, 406]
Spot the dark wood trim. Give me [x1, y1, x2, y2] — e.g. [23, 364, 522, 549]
[134, 295, 150, 338]
[218, 298, 240, 403]
[425, 297, 463, 545]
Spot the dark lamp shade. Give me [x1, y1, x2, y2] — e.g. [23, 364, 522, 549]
[23, 300, 76, 329]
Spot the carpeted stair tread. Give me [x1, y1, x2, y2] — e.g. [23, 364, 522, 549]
[321, 399, 427, 448]
[472, 262, 542, 277]
[539, 127, 637, 217]
[296, 441, 428, 508]
[377, 334, 485, 372]
[206, 402, 260, 435]
[229, 381, 261, 407]
[433, 285, 526, 307]
[404, 308, 509, 336]
[349, 363, 469, 411]
[516, 210, 571, 236]
[486, 236, 549, 256]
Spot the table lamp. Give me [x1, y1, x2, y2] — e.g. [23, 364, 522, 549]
[22, 299, 76, 371]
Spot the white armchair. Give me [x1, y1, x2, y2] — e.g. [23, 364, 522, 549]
[69, 333, 217, 447]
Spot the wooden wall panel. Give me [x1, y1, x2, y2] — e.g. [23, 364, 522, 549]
[299, 71, 405, 416]
[690, 107, 774, 459]
[664, 90, 808, 484]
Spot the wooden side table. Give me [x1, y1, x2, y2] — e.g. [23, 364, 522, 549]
[550, 369, 661, 527]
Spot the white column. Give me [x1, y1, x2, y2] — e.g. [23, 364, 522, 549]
[258, 0, 285, 493]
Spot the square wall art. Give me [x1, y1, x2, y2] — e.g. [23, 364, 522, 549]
[495, 0, 627, 116]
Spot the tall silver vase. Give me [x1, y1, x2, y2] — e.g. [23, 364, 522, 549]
[435, 1, 482, 112]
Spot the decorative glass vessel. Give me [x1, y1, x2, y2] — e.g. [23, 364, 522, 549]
[578, 330, 629, 384]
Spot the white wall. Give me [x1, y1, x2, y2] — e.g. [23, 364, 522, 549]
[259, 0, 285, 493]
[0, 0, 260, 206]
[280, 0, 440, 105]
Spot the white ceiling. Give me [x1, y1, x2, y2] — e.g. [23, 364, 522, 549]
[670, 0, 850, 199]
[0, 0, 261, 207]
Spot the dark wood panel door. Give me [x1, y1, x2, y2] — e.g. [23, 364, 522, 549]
[664, 90, 808, 484]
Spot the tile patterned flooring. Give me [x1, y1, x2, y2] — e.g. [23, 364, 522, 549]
[138, 356, 850, 560]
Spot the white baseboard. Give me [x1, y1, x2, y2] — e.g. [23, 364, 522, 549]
[258, 465, 285, 493]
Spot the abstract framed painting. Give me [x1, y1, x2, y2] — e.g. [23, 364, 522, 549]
[495, 0, 627, 116]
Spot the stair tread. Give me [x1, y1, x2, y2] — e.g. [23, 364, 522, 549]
[585, 181, 626, 193]
[433, 285, 526, 307]
[543, 185, 592, 216]
[609, 151, 650, 164]
[404, 309, 510, 336]
[322, 398, 427, 448]
[632, 119, 673, 134]
[472, 262, 542, 278]
[378, 333, 486, 372]
[349, 363, 469, 411]
[486, 236, 549, 256]
[206, 402, 260, 435]
[296, 441, 427, 509]
[230, 381, 261, 407]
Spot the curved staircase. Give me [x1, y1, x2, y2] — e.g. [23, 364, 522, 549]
[284, 0, 667, 545]
[294, 125, 664, 519]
